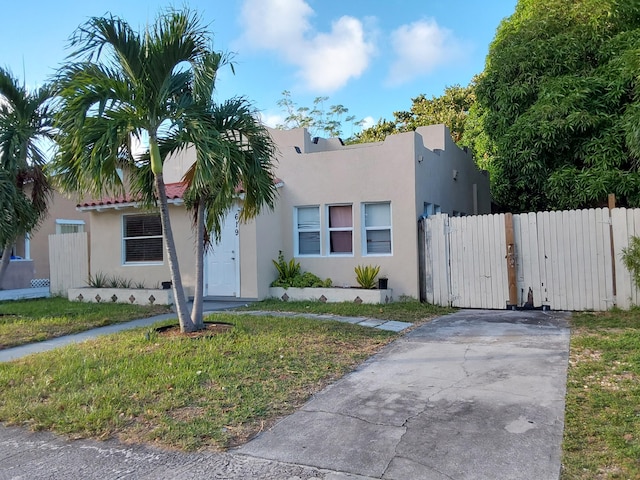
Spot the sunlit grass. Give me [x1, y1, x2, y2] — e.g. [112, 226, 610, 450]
[0, 312, 395, 451]
[562, 309, 640, 479]
[240, 297, 453, 323]
[0, 297, 170, 349]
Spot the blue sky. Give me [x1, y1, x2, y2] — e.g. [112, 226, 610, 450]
[2, 0, 517, 134]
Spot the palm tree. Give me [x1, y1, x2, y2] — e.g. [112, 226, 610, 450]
[182, 98, 278, 328]
[0, 68, 53, 288]
[52, 9, 230, 332]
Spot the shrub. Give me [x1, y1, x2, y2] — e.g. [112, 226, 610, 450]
[270, 252, 332, 288]
[622, 236, 640, 289]
[272, 251, 300, 283]
[354, 264, 380, 289]
[87, 272, 109, 288]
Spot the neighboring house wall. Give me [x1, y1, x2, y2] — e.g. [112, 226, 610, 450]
[14, 190, 90, 280]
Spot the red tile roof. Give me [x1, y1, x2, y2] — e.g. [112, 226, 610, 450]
[77, 179, 283, 209]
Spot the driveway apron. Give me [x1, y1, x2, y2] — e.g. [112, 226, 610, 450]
[237, 309, 570, 480]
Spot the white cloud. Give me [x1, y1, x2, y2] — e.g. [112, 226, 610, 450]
[239, 0, 375, 93]
[387, 19, 464, 86]
[361, 116, 375, 130]
[258, 112, 284, 128]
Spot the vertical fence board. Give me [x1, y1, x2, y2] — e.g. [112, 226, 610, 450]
[602, 208, 615, 309]
[478, 215, 489, 308]
[633, 209, 640, 306]
[49, 232, 89, 296]
[612, 208, 631, 309]
[449, 216, 462, 307]
[492, 213, 509, 308]
[420, 207, 640, 311]
[536, 211, 549, 307]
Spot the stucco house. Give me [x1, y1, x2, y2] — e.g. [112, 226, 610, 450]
[76, 124, 490, 300]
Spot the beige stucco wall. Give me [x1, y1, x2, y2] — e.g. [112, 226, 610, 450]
[81, 124, 489, 301]
[88, 205, 197, 298]
[255, 125, 491, 299]
[238, 199, 284, 299]
[14, 190, 91, 280]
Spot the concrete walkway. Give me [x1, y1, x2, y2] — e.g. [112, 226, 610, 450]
[0, 305, 412, 363]
[0, 309, 570, 479]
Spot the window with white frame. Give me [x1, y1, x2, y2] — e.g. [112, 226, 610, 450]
[363, 202, 392, 255]
[327, 204, 353, 254]
[295, 206, 321, 255]
[423, 202, 441, 217]
[56, 219, 85, 234]
[122, 214, 163, 263]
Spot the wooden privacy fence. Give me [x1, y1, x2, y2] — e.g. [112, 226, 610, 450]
[49, 232, 89, 296]
[420, 208, 640, 311]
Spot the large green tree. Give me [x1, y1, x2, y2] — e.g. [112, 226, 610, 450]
[52, 9, 247, 332]
[477, 0, 640, 212]
[0, 68, 53, 288]
[354, 82, 478, 145]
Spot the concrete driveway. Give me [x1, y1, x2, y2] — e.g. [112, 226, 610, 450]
[1, 309, 570, 479]
[238, 309, 570, 479]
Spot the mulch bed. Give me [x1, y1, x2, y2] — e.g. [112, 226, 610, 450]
[156, 322, 233, 339]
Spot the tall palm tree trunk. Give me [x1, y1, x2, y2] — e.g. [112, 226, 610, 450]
[190, 197, 206, 329]
[154, 173, 195, 332]
[0, 242, 12, 289]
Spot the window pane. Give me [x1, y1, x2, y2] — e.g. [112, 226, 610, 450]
[59, 224, 84, 234]
[365, 203, 390, 227]
[366, 229, 391, 254]
[330, 231, 352, 253]
[297, 207, 320, 230]
[125, 215, 162, 237]
[329, 205, 352, 228]
[125, 237, 163, 262]
[299, 231, 320, 255]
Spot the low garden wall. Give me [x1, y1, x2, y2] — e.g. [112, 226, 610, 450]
[68, 287, 173, 306]
[270, 287, 393, 304]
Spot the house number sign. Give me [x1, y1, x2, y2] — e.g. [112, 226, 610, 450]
[235, 212, 239, 236]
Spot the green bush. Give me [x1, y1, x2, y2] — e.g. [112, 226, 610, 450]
[270, 252, 332, 288]
[272, 251, 300, 283]
[354, 264, 380, 289]
[622, 236, 640, 289]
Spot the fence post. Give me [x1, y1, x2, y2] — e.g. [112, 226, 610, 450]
[418, 218, 427, 302]
[505, 213, 518, 309]
[608, 194, 617, 304]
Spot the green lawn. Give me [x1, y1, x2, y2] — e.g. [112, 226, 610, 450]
[562, 309, 640, 479]
[0, 297, 170, 349]
[0, 312, 396, 451]
[239, 297, 453, 323]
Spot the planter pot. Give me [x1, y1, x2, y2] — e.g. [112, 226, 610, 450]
[68, 287, 174, 306]
[269, 286, 393, 304]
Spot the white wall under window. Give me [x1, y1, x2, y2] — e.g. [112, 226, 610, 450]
[363, 202, 392, 255]
[295, 206, 321, 256]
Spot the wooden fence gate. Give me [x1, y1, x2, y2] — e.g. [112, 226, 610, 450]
[49, 232, 89, 296]
[420, 208, 640, 311]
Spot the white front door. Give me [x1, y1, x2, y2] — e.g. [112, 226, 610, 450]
[205, 208, 240, 297]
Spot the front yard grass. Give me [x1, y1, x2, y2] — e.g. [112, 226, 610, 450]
[0, 312, 396, 451]
[0, 297, 170, 349]
[240, 297, 453, 323]
[562, 309, 640, 479]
